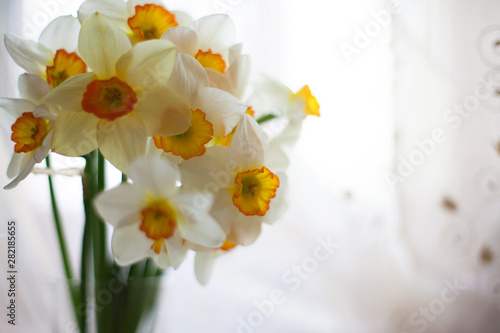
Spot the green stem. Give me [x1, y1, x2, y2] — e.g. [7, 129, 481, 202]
[79, 212, 91, 333]
[46, 155, 74, 281]
[46, 156, 81, 330]
[84, 150, 111, 332]
[98, 151, 105, 192]
[256, 113, 278, 124]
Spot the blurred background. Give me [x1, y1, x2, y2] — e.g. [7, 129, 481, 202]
[1, 0, 500, 332]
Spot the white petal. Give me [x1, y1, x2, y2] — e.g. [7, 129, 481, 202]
[78, 0, 130, 33]
[0, 98, 35, 119]
[177, 206, 225, 248]
[180, 146, 230, 192]
[161, 26, 198, 55]
[228, 114, 268, 170]
[189, 14, 235, 53]
[42, 72, 96, 112]
[116, 39, 176, 91]
[134, 87, 191, 137]
[171, 10, 193, 26]
[51, 109, 99, 156]
[205, 68, 234, 95]
[228, 43, 242, 64]
[263, 172, 288, 225]
[7, 153, 23, 179]
[39, 15, 81, 52]
[161, 151, 184, 165]
[4, 34, 53, 76]
[164, 230, 187, 269]
[18, 74, 51, 103]
[166, 53, 209, 101]
[248, 74, 293, 115]
[146, 138, 184, 168]
[32, 129, 52, 163]
[127, 155, 178, 196]
[264, 142, 290, 172]
[32, 105, 56, 121]
[194, 251, 216, 285]
[276, 121, 302, 147]
[173, 191, 213, 212]
[94, 183, 144, 226]
[264, 124, 302, 172]
[226, 54, 251, 99]
[194, 87, 247, 136]
[210, 188, 238, 234]
[4, 154, 36, 190]
[146, 137, 162, 156]
[97, 115, 147, 173]
[154, 250, 171, 268]
[227, 214, 262, 246]
[78, 12, 132, 78]
[112, 224, 152, 265]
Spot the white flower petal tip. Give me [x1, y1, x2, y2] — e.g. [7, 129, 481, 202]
[127, 155, 179, 195]
[78, 12, 132, 78]
[4, 34, 53, 76]
[4, 158, 37, 190]
[18, 74, 52, 103]
[195, 87, 247, 137]
[116, 39, 176, 90]
[189, 14, 236, 52]
[161, 26, 198, 55]
[97, 115, 147, 174]
[94, 183, 143, 226]
[39, 15, 81, 52]
[228, 114, 268, 170]
[194, 251, 216, 285]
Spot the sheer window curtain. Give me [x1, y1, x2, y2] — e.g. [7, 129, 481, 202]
[1, 0, 498, 332]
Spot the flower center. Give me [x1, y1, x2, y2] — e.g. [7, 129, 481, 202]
[153, 109, 213, 159]
[293, 85, 320, 117]
[128, 4, 178, 42]
[232, 167, 280, 216]
[194, 49, 227, 73]
[82, 77, 137, 121]
[11, 112, 50, 153]
[140, 199, 178, 254]
[46, 49, 87, 88]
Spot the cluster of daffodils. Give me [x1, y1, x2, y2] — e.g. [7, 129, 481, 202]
[1, 0, 319, 284]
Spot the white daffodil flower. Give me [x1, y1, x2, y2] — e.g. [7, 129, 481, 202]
[181, 114, 286, 245]
[151, 52, 248, 161]
[94, 156, 226, 269]
[78, 0, 191, 44]
[248, 74, 320, 124]
[4, 15, 86, 89]
[162, 14, 251, 99]
[0, 74, 55, 189]
[246, 75, 321, 171]
[41, 13, 191, 173]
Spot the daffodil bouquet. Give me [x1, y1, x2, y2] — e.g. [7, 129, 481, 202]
[1, 0, 319, 331]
